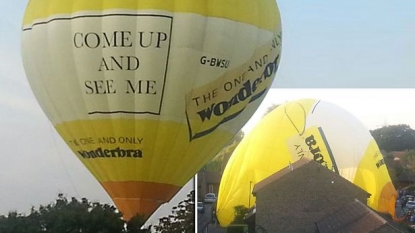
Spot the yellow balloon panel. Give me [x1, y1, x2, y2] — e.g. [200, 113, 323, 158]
[22, 0, 282, 220]
[55, 119, 236, 185]
[217, 99, 397, 226]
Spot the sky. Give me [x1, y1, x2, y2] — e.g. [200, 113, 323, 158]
[0, 0, 415, 228]
[244, 88, 415, 134]
[273, 1, 415, 88]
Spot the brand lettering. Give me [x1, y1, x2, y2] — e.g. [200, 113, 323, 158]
[77, 147, 143, 159]
[196, 55, 279, 122]
[305, 135, 326, 165]
[376, 159, 385, 168]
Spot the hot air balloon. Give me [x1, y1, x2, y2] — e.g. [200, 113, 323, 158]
[21, 0, 282, 220]
[217, 99, 397, 226]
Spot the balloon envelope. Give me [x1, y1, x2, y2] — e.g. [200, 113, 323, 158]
[217, 99, 397, 226]
[21, 0, 282, 220]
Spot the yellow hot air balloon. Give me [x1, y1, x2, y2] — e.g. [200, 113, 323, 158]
[217, 99, 397, 226]
[21, 0, 282, 220]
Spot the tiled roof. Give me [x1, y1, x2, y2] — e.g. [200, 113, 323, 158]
[252, 158, 313, 195]
[315, 199, 402, 233]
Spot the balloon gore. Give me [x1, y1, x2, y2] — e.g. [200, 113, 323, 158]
[21, 0, 282, 220]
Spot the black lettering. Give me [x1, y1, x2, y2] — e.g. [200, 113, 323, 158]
[134, 150, 143, 158]
[314, 153, 325, 164]
[84, 81, 95, 94]
[77, 147, 143, 159]
[193, 54, 280, 130]
[84, 32, 100, 48]
[305, 135, 326, 165]
[305, 135, 316, 147]
[138, 31, 153, 48]
[73, 31, 133, 49]
[84, 80, 116, 94]
[237, 80, 252, 101]
[200, 56, 207, 65]
[120, 31, 133, 47]
[210, 58, 216, 66]
[213, 102, 229, 116]
[156, 32, 168, 48]
[73, 33, 83, 48]
[197, 104, 215, 122]
[126, 80, 157, 94]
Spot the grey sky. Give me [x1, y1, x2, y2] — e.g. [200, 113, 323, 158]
[274, 0, 415, 87]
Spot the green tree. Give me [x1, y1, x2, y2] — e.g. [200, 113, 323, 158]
[381, 150, 405, 187]
[0, 192, 199, 233]
[0, 194, 151, 233]
[203, 130, 245, 173]
[394, 150, 415, 187]
[370, 124, 415, 152]
[153, 191, 195, 233]
[0, 211, 42, 233]
[405, 149, 415, 166]
[36, 194, 125, 233]
[231, 205, 249, 224]
[126, 215, 151, 233]
[204, 159, 223, 172]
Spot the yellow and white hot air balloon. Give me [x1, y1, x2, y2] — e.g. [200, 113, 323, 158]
[217, 99, 397, 226]
[21, 0, 282, 220]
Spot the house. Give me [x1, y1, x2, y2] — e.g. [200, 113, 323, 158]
[197, 170, 221, 200]
[250, 158, 402, 233]
[315, 199, 402, 233]
[197, 214, 211, 233]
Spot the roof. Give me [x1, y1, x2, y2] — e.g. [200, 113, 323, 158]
[252, 158, 370, 197]
[252, 158, 314, 195]
[315, 199, 402, 233]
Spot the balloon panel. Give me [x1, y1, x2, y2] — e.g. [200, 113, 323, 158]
[22, 0, 282, 220]
[217, 99, 397, 226]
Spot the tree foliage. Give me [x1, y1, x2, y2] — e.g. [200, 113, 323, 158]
[0, 193, 128, 233]
[231, 205, 250, 224]
[0, 191, 196, 233]
[153, 191, 195, 233]
[370, 124, 415, 152]
[203, 130, 245, 173]
[370, 125, 415, 187]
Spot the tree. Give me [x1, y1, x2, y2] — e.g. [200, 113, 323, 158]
[405, 149, 415, 167]
[0, 191, 199, 233]
[125, 215, 151, 233]
[370, 124, 415, 152]
[0, 211, 42, 233]
[231, 205, 249, 224]
[203, 130, 245, 173]
[153, 191, 195, 233]
[0, 194, 128, 233]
